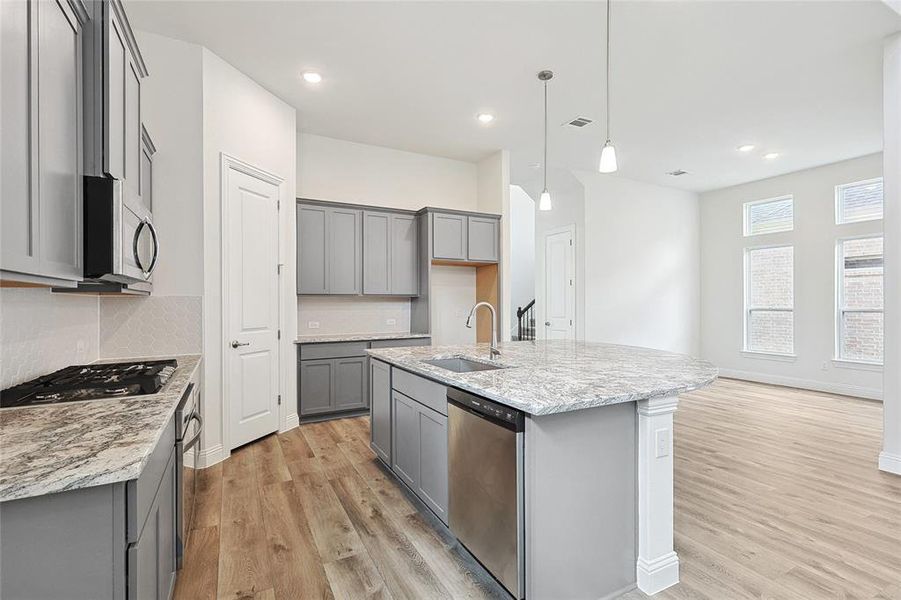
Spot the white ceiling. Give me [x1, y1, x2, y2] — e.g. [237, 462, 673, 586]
[127, 0, 900, 193]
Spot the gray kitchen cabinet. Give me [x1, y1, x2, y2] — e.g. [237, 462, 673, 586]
[299, 358, 334, 416]
[334, 356, 369, 411]
[297, 203, 362, 295]
[129, 448, 177, 600]
[363, 211, 391, 294]
[363, 211, 419, 296]
[328, 206, 363, 294]
[0, 0, 87, 287]
[390, 388, 449, 525]
[140, 125, 156, 212]
[390, 214, 419, 295]
[297, 204, 328, 294]
[432, 212, 468, 261]
[369, 359, 392, 464]
[392, 391, 420, 489]
[467, 216, 499, 262]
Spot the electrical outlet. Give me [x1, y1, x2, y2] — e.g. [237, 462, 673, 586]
[821, 360, 829, 371]
[386, 318, 397, 326]
[655, 428, 670, 458]
[307, 321, 320, 329]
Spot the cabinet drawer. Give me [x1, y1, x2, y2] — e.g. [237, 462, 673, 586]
[127, 416, 175, 542]
[370, 337, 430, 349]
[300, 341, 369, 360]
[392, 368, 447, 416]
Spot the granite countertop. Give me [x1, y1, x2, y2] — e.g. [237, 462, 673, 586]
[295, 332, 432, 344]
[0, 354, 202, 503]
[368, 340, 717, 416]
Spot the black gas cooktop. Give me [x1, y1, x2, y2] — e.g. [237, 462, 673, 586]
[0, 359, 178, 408]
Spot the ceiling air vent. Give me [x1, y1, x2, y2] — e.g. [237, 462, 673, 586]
[667, 169, 690, 177]
[565, 116, 593, 128]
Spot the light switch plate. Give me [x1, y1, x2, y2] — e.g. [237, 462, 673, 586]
[386, 318, 397, 326]
[655, 428, 670, 458]
[308, 321, 320, 329]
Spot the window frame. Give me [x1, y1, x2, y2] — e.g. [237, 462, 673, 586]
[835, 177, 883, 225]
[834, 234, 884, 366]
[742, 195, 794, 237]
[742, 243, 795, 357]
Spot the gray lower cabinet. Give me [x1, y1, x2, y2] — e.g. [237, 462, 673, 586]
[391, 389, 449, 524]
[334, 357, 369, 411]
[0, 417, 177, 600]
[363, 211, 419, 296]
[298, 351, 369, 418]
[1, 0, 86, 286]
[431, 211, 500, 263]
[297, 203, 362, 294]
[369, 359, 392, 464]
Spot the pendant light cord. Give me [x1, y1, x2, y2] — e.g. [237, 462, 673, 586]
[606, 0, 611, 143]
[543, 79, 548, 190]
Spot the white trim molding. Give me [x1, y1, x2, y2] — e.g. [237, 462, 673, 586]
[879, 451, 901, 476]
[636, 395, 680, 595]
[282, 412, 300, 433]
[196, 443, 227, 469]
[719, 368, 882, 401]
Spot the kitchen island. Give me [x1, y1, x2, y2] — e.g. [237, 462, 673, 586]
[367, 340, 716, 599]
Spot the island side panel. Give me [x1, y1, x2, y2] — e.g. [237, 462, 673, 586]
[525, 402, 637, 600]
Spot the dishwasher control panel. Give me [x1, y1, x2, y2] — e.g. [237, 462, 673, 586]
[447, 387, 525, 430]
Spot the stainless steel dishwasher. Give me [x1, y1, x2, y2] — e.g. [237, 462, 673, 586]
[447, 387, 525, 599]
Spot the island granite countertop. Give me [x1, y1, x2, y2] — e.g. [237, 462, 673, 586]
[0, 354, 202, 503]
[368, 340, 717, 416]
[295, 332, 431, 344]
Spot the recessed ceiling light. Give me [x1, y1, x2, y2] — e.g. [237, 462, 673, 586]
[737, 144, 755, 152]
[763, 152, 780, 160]
[302, 71, 322, 84]
[477, 113, 496, 124]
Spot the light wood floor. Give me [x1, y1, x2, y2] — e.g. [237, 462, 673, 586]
[175, 379, 901, 600]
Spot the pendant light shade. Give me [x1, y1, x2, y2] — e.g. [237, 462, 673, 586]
[538, 70, 554, 211]
[539, 189, 552, 211]
[599, 0, 619, 173]
[599, 140, 618, 173]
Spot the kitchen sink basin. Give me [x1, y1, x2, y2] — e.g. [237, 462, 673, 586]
[422, 357, 507, 373]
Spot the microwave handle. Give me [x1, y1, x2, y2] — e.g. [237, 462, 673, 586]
[133, 218, 160, 279]
[145, 219, 160, 276]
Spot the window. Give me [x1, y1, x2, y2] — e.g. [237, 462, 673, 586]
[836, 178, 883, 224]
[743, 196, 793, 236]
[744, 245, 794, 355]
[837, 236, 884, 363]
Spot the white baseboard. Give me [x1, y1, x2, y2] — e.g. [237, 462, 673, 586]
[282, 412, 299, 432]
[879, 451, 901, 475]
[718, 368, 882, 401]
[196, 443, 227, 469]
[637, 552, 679, 595]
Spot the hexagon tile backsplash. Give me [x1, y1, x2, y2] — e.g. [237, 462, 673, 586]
[99, 296, 202, 359]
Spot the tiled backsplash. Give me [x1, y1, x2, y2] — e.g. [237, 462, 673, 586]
[100, 296, 202, 358]
[298, 296, 411, 336]
[0, 289, 99, 389]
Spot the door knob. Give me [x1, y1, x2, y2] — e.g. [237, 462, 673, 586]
[545, 321, 551, 326]
[231, 341, 250, 348]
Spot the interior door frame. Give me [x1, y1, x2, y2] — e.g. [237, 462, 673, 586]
[542, 223, 576, 340]
[219, 152, 285, 454]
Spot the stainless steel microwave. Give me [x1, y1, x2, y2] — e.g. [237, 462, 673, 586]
[82, 176, 158, 294]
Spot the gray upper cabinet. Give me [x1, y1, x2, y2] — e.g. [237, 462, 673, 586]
[1, 0, 87, 286]
[297, 202, 362, 295]
[432, 212, 467, 261]
[370, 359, 392, 464]
[467, 216, 499, 262]
[390, 214, 419, 295]
[363, 210, 419, 296]
[431, 211, 499, 263]
[140, 125, 156, 212]
[363, 211, 391, 294]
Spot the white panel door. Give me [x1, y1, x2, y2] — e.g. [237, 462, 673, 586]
[226, 168, 280, 449]
[544, 226, 575, 340]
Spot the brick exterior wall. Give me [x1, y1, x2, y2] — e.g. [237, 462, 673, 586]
[840, 237, 884, 362]
[747, 246, 794, 354]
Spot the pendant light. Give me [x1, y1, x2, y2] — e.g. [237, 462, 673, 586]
[599, 0, 618, 173]
[538, 70, 554, 211]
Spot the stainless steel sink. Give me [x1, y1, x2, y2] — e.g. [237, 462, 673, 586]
[422, 357, 507, 373]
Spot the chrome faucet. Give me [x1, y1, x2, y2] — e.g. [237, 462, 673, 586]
[465, 301, 500, 359]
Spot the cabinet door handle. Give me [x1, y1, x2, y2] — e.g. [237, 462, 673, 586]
[231, 340, 250, 348]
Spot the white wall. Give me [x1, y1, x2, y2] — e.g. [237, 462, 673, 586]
[578, 172, 700, 355]
[477, 150, 512, 340]
[881, 34, 901, 474]
[429, 265, 477, 345]
[297, 133, 477, 211]
[509, 185, 536, 333]
[201, 48, 297, 459]
[298, 297, 410, 336]
[700, 153, 883, 399]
